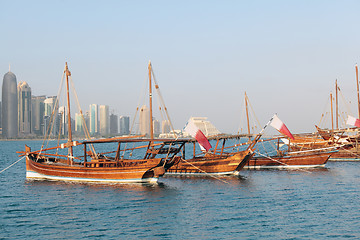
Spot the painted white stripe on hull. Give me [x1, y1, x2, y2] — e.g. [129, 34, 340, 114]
[165, 171, 238, 176]
[243, 164, 326, 169]
[329, 158, 360, 161]
[26, 171, 158, 183]
[30, 163, 147, 175]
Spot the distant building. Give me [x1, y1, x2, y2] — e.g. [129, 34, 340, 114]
[139, 105, 150, 136]
[188, 117, 221, 137]
[43, 96, 58, 136]
[153, 119, 160, 137]
[162, 120, 171, 134]
[75, 113, 83, 134]
[2, 70, 18, 138]
[58, 106, 66, 136]
[99, 105, 109, 136]
[110, 113, 118, 135]
[119, 116, 130, 135]
[32, 95, 45, 135]
[89, 104, 98, 135]
[18, 81, 32, 136]
[44, 96, 57, 117]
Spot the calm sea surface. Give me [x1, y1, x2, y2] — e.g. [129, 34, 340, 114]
[1, 140, 360, 239]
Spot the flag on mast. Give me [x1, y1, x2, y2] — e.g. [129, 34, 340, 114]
[184, 119, 212, 151]
[346, 115, 360, 127]
[270, 114, 295, 140]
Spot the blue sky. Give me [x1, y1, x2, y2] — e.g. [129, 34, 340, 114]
[2, 0, 360, 134]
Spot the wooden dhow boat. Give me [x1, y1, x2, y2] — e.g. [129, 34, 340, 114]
[18, 62, 185, 183]
[237, 93, 337, 169]
[166, 135, 256, 176]
[166, 117, 272, 176]
[245, 139, 337, 169]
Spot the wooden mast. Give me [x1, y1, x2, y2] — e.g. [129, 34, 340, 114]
[335, 79, 338, 129]
[356, 64, 360, 119]
[330, 92, 334, 134]
[65, 62, 73, 161]
[245, 92, 251, 138]
[148, 61, 154, 140]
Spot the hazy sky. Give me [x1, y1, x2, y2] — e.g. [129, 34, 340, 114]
[2, 0, 360, 134]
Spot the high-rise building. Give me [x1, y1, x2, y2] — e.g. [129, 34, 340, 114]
[153, 119, 160, 137]
[110, 113, 118, 135]
[89, 104, 98, 135]
[44, 96, 57, 117]
[99, 105, 109, 136]
[31, 95, 45, 135]
[43, 96, 58, 136]
[119, 116, 130, 135]
[18, 81, 32, 136]
[75, 113, 83, 134]
[162, 120, 171, 134]
[58, 106, 66, 136]
[2, 70, 18, 138]
[139, 105, 150, 136]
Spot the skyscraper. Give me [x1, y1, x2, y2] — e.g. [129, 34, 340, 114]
[99, 105, 109, 136]
[2, 70, 18, 138]
[31, 95, 45, 135]
[43, 96, 58, 136]
[89, 104, 98, 135]
[18, 81, 32, 136]
[58, 106, 66, 136]
[110, 113, 118, 135]
[119, 116, 130, 135]
[153, 119, 160, 137]
[75, 112, 83, 134]
[162, 120, 170, 134]
[139, 105, 150, 136]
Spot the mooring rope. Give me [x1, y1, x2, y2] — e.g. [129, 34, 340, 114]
[179, 158, 230, 184]
[0, 156, 25, 174]
[336, 146, 360, 159]
[254, 151, 312, 173]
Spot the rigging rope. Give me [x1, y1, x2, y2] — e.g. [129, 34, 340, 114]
[179, 157, 230, 184]
[0, 156, 25, 174]
[254, 151, 312, 173]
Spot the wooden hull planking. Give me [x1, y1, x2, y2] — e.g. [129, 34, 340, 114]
[166, 150, 252, 175]
[244, 151, 334, 169]
[26, 156, 165, 183]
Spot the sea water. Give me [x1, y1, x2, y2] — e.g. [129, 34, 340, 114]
[1, 140, 360, 239]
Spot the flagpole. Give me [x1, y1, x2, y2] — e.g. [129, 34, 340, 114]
[335, 79, 338, 129]
[330, 92, 334, 133]
[148, 61, 154, 140]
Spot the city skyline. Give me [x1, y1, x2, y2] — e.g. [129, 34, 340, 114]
[2, 68, 181, 138]
[2, 69, 136, 138]
[2, 1, 360, 134]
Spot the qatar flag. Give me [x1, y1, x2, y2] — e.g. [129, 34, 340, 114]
[270, 114, 295, 140]
[346, 115, 360, 127]
[184, 120, 212, 151]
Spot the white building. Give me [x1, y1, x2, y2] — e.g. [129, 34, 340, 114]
[188, 117, 221, 137]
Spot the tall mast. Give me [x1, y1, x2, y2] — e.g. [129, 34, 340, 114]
[148, 61, 154, 139]
[356, 64, 360, 119]
[245, 92, 251, 136]
[65, 62, 73, 158]
[330, 92, 334, 132]
[335, 79, 338, 129]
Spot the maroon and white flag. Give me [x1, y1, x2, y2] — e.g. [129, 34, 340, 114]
[346, 115, 360, 127]
[270, 114, 295, 140]
[184, 119, 212, 151]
